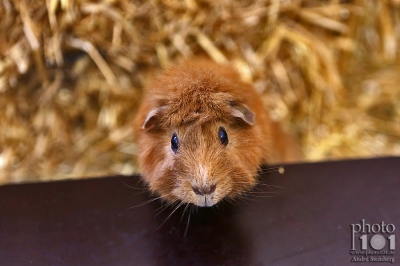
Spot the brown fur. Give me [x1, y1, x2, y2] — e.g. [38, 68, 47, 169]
[134, 59, 301, 207]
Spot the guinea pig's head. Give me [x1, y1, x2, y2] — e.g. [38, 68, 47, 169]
[136, 69, 264, 207]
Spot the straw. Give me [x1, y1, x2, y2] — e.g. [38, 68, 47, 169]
[0, 0, 399, 184]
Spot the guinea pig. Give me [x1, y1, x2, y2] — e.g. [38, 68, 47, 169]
[133, 59, 301, 207]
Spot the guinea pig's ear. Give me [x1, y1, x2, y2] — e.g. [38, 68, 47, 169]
[230, 103, 255, 125]
[142, 106, 165, 129]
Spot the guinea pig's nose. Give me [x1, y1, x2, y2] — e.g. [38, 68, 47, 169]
[192, 184, 216, 195]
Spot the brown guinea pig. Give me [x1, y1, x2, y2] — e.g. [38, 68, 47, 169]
[134, 59, 301, 207]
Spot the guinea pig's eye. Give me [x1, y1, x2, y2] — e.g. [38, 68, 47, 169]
[171, 133, 179, 153]
[218, 127, 229, 146]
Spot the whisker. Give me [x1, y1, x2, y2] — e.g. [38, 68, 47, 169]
[227, 194, 248, 205]
[184, 212, 191, 237]
[128, 193, 172, 209]
[121, 181, 147, 191]
[180, 203, 190, 224]
[258, 184, 283, 189]
[154, 202, 184, 232]
[229, 166, 283, 176]
[224, 197, 239, 207]
[245, 194, 274, 198]
[258, 166, 284, 174]
[246, 191, 277, 194]
[154, 200, 178, 217]
[229, 180, 282, 189]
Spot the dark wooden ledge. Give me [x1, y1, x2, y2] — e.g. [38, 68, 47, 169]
[0, 157, 399, 265]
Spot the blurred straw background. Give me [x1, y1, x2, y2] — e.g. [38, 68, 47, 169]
[1, 0, 400, 184]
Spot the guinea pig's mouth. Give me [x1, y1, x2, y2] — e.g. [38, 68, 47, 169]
[189, 182, 224, 207]
[193, 194, 218, 207]
[172, 185, 225, 207]
[190, 185, 231, 207]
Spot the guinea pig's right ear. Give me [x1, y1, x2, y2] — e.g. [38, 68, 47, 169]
[142, 106, 165, 129]
[230, 102, 255, 125]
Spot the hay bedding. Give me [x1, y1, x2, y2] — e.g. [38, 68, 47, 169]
[0, 0, 399, 184]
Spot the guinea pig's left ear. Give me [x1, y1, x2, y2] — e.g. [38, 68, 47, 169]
[230, 103, 255, 125]
[142, 106, 166, 129]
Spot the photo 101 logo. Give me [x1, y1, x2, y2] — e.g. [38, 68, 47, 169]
[350, 219, 396, 263]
